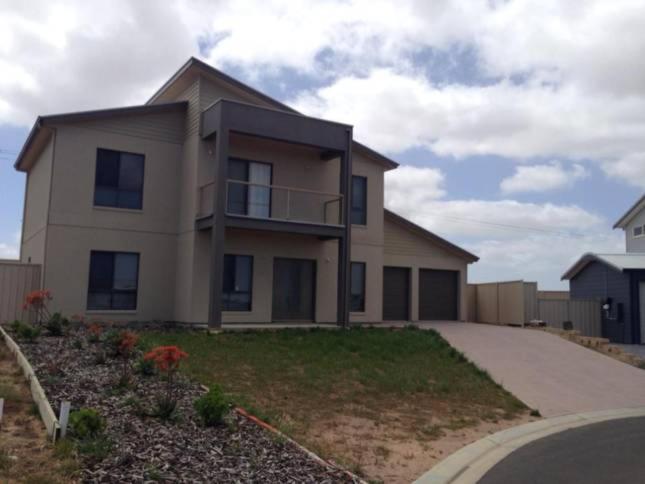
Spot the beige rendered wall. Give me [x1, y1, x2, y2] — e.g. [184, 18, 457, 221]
[188, 227, 339, 323]
[44, 225, 176, 320]
[383, 217, 469, 321]
[21, 134, 54, 269]
[40, 117, 183, 321]
[350, 152, 386, 322]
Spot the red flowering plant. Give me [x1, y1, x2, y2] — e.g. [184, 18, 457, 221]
[87, 322, 103, 343]
[116, 330, 139, 387]
[22, 289, 53, 324]
[144, 346, 188, 419]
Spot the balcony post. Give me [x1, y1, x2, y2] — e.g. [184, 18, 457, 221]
[337, 127, 353, 327]
[208, 122, 229, 329]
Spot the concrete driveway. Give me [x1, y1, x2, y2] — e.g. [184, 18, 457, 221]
[426, 322, 645, 417]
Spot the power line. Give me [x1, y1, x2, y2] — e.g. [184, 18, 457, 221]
[405, 210, 590, 238]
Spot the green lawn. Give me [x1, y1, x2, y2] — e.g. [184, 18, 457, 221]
[142, 327, 524, 436]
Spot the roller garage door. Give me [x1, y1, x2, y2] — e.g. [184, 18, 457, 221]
[419, 269, 459, 320]
[383, 266, 410, 320]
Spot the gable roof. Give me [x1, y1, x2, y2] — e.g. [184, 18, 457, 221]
[561, 252, 645, 280]
[14, 102, 187, 172]
[614, 194, 645, 229]
[384, 209, 479, 263]
[147, 57, 399, 170]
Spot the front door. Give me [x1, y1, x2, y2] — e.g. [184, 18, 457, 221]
[272, 258, 316, 321]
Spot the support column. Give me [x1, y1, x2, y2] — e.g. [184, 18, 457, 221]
[208, 124, 229, 329]
[337, 127, 353, 327]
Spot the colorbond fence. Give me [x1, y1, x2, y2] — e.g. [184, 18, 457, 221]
[0, 260, 41, 324]
[467, 280, 601, 337]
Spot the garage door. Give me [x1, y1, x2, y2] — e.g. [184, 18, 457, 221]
[383, 267, 410, 321]
[419, 269, 459, 320]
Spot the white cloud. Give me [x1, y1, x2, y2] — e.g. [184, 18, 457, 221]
[0, 0, 195, 125]
[292, 68, 645, 187]
[466, 232, 624, 289]
[0, 231, 20, 260]
[385, 165, 615, 288]
[602, 153, 645, 189]
[1, 0, 644, 190]
[500, 162, 588, 194]
[0, 243, 18, 260]
[386, 165, 602, 238]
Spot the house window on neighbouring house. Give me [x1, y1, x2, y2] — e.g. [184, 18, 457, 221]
[222, 254, 253, 311]
[94, 148, 145, 210]
[350, 262, 366, 312]
[351, 176, 367, 225]
[227, 158, 272, 218]
[87, 251, 139, 310]
[634, 226, 644, 237]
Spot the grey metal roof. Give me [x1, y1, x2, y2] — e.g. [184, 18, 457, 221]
[13, 102, 188, 172]
[561, 252, 645, 280]
[147, 57, 399, 170]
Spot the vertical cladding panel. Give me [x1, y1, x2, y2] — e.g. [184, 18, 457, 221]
[626, 210, 645, 253]
[0, 263, 41, 323]
[524, 282, 538, 322]
[570, 261, 632, 343]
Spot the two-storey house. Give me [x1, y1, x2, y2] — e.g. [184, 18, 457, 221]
[562, 194, 645, 343]
[15, 58, 478, 327]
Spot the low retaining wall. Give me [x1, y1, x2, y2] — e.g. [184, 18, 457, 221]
[0, 325, 60, 440]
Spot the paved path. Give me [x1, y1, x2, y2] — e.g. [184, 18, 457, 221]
[479, 416, 645, 484]
[425, 322, 645, 417]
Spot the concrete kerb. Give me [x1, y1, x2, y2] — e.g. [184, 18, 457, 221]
[0, 325, 61, 441]
[414, 406, 645, 484]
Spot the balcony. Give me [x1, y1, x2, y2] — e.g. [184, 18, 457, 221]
[197, 180, 345, 236]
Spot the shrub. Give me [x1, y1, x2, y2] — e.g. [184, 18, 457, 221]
[103, 329, 122, 356]
[194, 386, 229, 426]
[144, 346, 188, 420]
[69, 408, 104, 439]
[9, 320, 21, 333]
[14, 321, 41, 343]
[45, 312, 69, 336]
[136, 357, 156, 377]
[153, 397, 178, 420]
[75, 435, 112, 462]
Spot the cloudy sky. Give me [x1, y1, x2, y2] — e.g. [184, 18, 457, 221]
[1, 0, 644, 289]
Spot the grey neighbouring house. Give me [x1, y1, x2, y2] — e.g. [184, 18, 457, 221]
[562, 194, 645, 343]
[13, 57, 478, 327]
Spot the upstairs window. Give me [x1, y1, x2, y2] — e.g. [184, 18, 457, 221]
[227, 158, 272, 218]
[351, 176, 367, 225]
[94, 148, 145, 210]
[87, 251, 139, 310]
[350, 262, 366, 312]
[634, 226, 644, 238]
[222, 254, 253, 311]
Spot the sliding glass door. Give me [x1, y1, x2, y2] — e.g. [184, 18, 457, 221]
[227, 158, 272, 218]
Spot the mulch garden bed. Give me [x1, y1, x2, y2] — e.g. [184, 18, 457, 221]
[11, 325, 355, 483]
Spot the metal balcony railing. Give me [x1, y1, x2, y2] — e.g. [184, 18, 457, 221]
[197, 180, 344, 226]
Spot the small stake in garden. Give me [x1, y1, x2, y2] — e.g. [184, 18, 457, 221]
[0, 398, 4, 429]
[59, 401, 71, 438]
